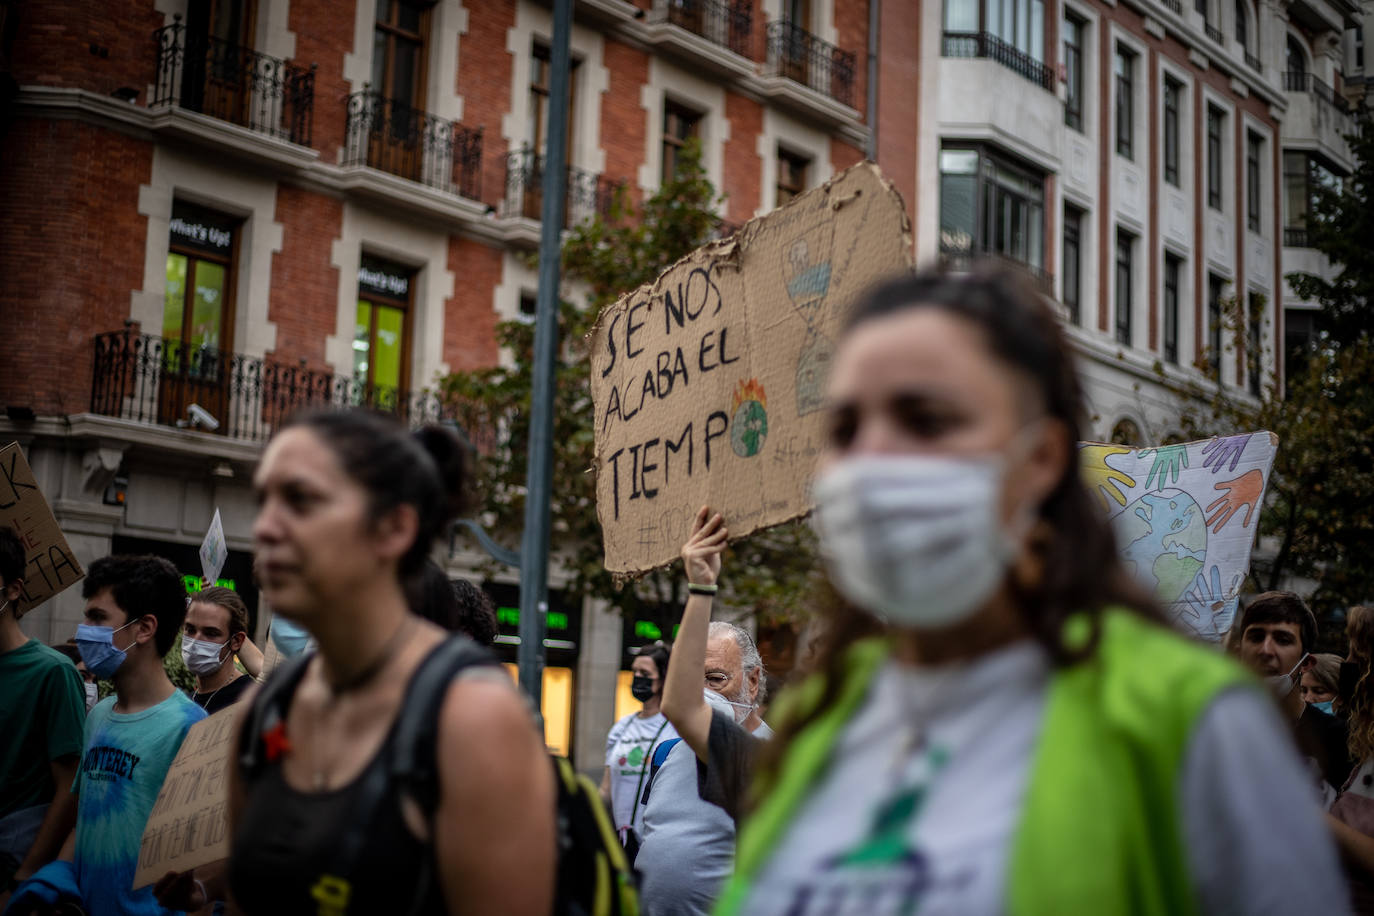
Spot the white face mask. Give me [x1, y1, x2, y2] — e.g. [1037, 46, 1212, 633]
[1265, 653, 1310, 700]
[181, 635, 231, 677]
[812, 452, 1023, 629]
[83, 681, 98, 712]
[703, 687, 746, 723]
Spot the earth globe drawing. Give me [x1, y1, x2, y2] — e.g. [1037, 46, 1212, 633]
[729, 379, 768, 458]
[1111, 489, 1208, 605]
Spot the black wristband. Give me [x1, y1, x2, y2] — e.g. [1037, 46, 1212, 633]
[687, 582, 719, 596]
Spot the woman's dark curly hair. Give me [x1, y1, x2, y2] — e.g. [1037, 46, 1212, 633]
[755, 265, 1161, 794]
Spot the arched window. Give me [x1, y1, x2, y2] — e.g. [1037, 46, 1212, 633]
[1110, 418, 1143, 446]
[1287, 34, 1307, 76]
[1235, 0, 1248, 50]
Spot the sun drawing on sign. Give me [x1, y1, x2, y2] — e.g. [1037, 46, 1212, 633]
[730, 379, 769, 459]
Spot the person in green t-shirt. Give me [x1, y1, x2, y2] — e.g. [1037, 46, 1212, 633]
[0, 527, 85, 901]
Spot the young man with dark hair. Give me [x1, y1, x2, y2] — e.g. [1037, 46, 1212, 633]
[0, 527, 85, 903]
[183, 586, 253, 713]
[1237, 591, 1351, 797]
[8, 554, 206, 915]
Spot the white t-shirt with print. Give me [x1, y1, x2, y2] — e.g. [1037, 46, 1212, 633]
[740, 640, 1350, 916]
[604, 710, 677, 837]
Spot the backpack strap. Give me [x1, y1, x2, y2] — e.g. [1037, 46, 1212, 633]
[237, 649, 315, 783]
[638, 738, 682, 809]
[388, 635, 502, 813]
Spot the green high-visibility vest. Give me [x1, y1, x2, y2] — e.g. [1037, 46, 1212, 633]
[714, 609, 1254, 916]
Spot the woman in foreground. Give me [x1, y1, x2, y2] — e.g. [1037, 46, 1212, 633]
[229, 410, 553, 914]
[714, 268, 1347, 915]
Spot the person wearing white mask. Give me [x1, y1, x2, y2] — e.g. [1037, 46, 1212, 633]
[182, 586, 254, 714]
[0, 527, 84, 906]
[710, 268, 1349, 916]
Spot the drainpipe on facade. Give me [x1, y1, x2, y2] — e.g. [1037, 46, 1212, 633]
[867, 0, 881, 160]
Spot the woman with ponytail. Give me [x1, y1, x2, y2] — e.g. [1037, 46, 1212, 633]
[216, 409, 553, 914]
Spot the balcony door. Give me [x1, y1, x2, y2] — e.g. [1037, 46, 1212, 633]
[779, 0, 814, 84]
[181, 0, 257, 127]
[160, 201, 237, 431]
[369, 0, 432, 181]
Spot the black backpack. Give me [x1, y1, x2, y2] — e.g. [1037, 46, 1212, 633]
[240, 635, 639, 916]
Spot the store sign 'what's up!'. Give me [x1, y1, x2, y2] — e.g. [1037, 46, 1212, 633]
[589, 163, 913, 575]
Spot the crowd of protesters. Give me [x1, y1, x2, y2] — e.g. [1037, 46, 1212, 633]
[2, 267, 1373, 915]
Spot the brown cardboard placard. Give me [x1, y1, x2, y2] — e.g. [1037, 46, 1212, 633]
[589, 162, 913, 575]
[133, 704, 243, 889]
[0, 442, 84, 617]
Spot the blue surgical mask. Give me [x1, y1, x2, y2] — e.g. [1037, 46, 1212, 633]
[75, 620, 138, 680]
[1312, 700, 1335, 715]
[269, 616, 312, 658]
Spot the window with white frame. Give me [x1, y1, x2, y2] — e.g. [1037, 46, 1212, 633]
[1115, 45, 1136, 160]
[1164, 77, 1183, 187]
[1246, 129, 1263, 233]
[939, 144, 1046, 271]
[1115, 228, 1134, 345]
[1207, 104, 1225, 210]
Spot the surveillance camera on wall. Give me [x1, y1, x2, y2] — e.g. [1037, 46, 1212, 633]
[187, 403, 220, 431]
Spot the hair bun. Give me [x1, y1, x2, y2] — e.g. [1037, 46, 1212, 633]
[414, 424, 469, 523]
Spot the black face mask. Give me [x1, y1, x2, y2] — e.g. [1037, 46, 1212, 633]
[1339, 661, 1363, 704]
[630, 675, 656, 703]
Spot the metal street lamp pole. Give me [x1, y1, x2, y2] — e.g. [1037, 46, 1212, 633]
[517, 0, 573, 717]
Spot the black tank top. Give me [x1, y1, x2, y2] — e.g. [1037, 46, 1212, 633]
[228, 648, 449, 916]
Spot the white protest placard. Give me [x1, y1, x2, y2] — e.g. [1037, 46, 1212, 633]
[0, 442, 84, 617]
[198, 508, 226, 586]
[133, 704, 242, 889]
[589, 162, 913, 575]
[1079, 432, 1278, 640]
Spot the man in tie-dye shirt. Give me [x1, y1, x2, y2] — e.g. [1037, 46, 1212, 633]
[8, 555, 205, 915]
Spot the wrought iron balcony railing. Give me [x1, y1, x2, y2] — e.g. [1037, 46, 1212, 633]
[1283, 71, 1353, 115]
[502, 147, 621, 225]
[941, 31, 1055, 91]
[1163, 0, 1183, 15]
[1204, 22, 1224, 44]
[152, 16, 315, 146]
[1283, 226, 1311, 248]
[766, 21, 857, 107]
[90, 330, 448, 442]
[1245, 50, 1262, 72]
[654, 0, 755, 58]
[343, 90, 484, 200]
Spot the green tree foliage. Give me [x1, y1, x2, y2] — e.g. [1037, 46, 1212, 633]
[1167, 120, 1373, 617]
[440, 141, 821, 623]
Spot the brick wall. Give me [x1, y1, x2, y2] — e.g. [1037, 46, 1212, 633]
[265, 187, 342, 372]
[289, 0, 359, 165]
[0, 119, 152, 416]
[457, 0, 516, 210]
[600, 38, 650, 211]
[443, 238, 503, 371]
[722, 91, 764, 221]
[8, 1, 164, 102]
[833, 0, 871, 119]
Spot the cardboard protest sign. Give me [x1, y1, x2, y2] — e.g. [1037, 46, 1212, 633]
[1079, 432, 1278, 640]
[590, 162, 912, 575]
[199, 508, 227, 586]
[0, 442, 84, 617]
[133, 704, 243, 888]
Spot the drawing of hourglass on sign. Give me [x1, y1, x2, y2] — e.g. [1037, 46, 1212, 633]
[783, 218, 835, 416]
